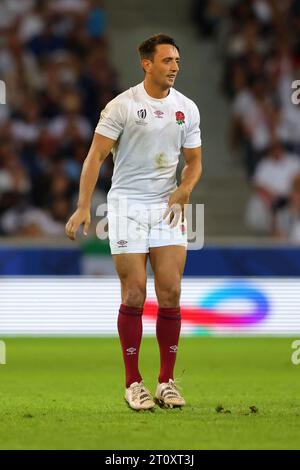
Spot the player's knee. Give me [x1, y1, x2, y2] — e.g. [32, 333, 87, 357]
[157, 283, 181, 307]
[123, 283, 146, 308]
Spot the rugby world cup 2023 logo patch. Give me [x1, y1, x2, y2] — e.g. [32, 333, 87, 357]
[136, 109, 148, 126]
[137, 109, 147, 119]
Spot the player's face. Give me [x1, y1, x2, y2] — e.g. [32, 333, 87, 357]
[144, 44, 180, 89]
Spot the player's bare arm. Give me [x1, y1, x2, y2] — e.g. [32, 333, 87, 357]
[164, 146, 202, 226]
[65, 133, 116, 240]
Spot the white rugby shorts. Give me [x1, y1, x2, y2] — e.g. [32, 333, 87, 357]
[107, 200, 187, 254]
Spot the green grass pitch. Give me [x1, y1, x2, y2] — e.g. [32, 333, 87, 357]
[0, 337, 299, 450]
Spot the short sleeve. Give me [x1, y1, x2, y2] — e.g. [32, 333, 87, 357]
[183, 102, 202, 149]
[95, 99, 125, 140]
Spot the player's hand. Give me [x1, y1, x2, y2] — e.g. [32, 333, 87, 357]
[65, 207, 91, 241]
[163, 186, 190, 227]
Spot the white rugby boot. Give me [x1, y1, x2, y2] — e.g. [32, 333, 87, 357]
[125, 381, 155, 411]
[155, 379, 186, 408]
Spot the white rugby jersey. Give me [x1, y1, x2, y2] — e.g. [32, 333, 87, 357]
[95, 82, 201, 204]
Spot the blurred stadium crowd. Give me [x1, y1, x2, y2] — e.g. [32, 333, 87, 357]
[193, 0, 300, 240]
[0, 0, 118, 237]
[1, 0, 300, 241]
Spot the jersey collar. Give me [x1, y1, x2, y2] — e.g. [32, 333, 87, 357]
[140, 81, 173, 104]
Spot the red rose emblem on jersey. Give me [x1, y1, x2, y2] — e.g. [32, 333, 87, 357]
[175, 111, 185, 125]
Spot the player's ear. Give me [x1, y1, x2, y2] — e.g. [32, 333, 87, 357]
[141, 58, 152, 73]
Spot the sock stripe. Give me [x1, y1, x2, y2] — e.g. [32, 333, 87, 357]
[158, 313, 181, 321]
[158, 307, 180, 314]
[119, 304, 143, 316]
[158, 307, 181, 321]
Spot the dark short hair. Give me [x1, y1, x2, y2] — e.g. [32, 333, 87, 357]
[138, 34, 180, 61]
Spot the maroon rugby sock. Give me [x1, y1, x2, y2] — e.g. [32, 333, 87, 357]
[117, 304, 143, 388]
[156, 307, 181, 383]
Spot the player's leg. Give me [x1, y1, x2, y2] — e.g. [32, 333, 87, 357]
[149, 245, 187, 407]
[113, 253, 155, 410]
[113, 252, 148, 307]
[113, 252, 147, 385]
[149, 245, 186, 307]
